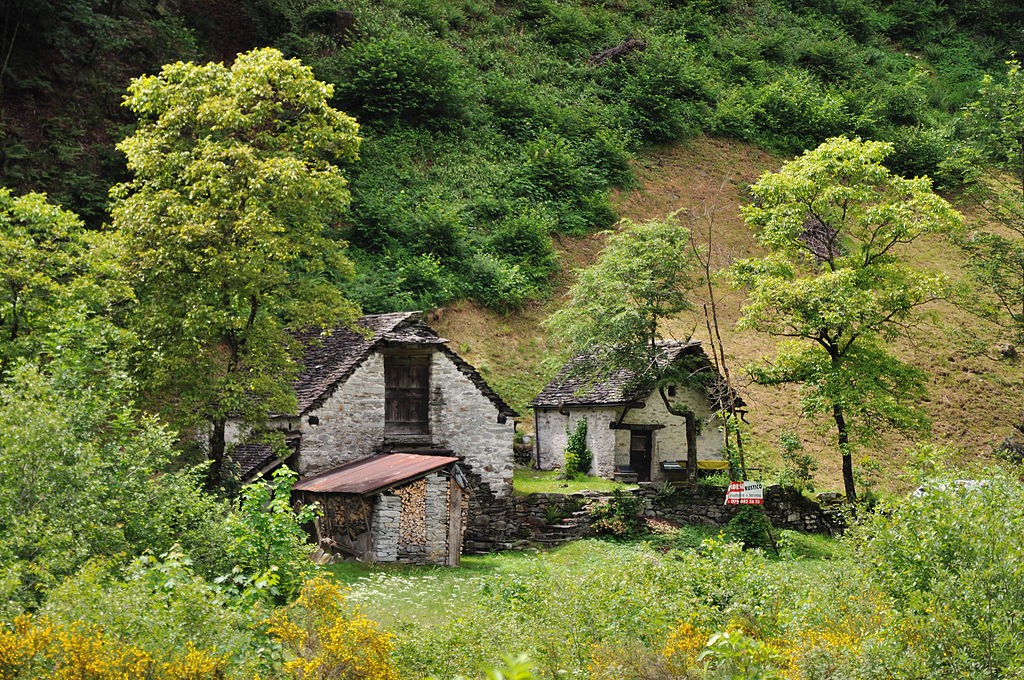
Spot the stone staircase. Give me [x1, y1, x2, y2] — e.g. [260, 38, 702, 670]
[530, 505, 597, 546]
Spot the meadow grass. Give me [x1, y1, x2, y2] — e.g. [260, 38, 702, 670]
[512, 466, 635, 495]
[327, 531, 836, 631]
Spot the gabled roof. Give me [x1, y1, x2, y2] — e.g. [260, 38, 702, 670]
[228, 432, 299, 483]
[292, 312, 517, 418]
[530, 340, 736, 411]
[292, 453, 460, 495]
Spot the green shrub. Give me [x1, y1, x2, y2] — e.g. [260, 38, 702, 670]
[590, 487, 644, 538]
[601, 35, 714, 144]
[776, 431, 816, 492]
[331, 29, 470, 126]
[482, 210, 558, 287]
[224, 467, 319, 604]
[464, 252, 535, 312]
[509, 131, 615, 235]
[562, 419, 593, 479]
[751, 70, 851, 153]
[835, 467, 1024, 674]
[481, 73, 559, 139]
[41, 552, 258, 671]
[725, 506, 776, 552]
[883, 124, 956, 186]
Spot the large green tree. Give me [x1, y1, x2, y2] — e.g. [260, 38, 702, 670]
[731, 136, 962, 501]
[547, 216, 698, 372]
[110, 48, 362, 482]
[958, 61, 1024, 349]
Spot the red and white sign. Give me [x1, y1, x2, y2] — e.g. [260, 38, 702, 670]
[725, 481, 764, 505]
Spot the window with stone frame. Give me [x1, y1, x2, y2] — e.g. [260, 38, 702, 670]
[384, 352, 431, 435]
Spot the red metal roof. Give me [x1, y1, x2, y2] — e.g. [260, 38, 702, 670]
[293, 453, 459, 495]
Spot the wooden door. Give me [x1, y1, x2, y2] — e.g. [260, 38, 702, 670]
[629, 430, 652, 482]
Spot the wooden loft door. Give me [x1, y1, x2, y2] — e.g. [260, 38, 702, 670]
[385, 353, 430, 436]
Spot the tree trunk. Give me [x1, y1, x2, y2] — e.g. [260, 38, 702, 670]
[209, 416, 227, 488]
[833, 404, 856, 502]
[685, 412, 698, 482]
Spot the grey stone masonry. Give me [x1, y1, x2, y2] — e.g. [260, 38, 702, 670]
[428, 352, 515, 497]
[424, 472, 449, 562]
[371, 494, 402, 562]
[635, 483, 842, 534]
[297, 352, 387, 476]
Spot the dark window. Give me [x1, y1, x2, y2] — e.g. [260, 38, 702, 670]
[385, 354, 430, 435]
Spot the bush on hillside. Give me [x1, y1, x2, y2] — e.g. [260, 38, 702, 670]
[330, 30, 470, 126]
[750, 70, 851, 153]
[599, 35, 714, 144]
[509, 132, 615, 235]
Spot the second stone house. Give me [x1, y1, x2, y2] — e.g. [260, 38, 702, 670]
[530, 341, 733, 484]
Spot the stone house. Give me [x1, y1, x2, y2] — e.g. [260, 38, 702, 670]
[227, 311, 519, 562]
[530, 341, 732, 484]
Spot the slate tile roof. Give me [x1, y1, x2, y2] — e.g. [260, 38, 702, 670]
[228, 432, 299, 482]
[530, 340, 736, 411]
[291, 312, 516, 418]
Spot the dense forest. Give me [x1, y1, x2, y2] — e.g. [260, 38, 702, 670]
[3, 0, 1023, 312]
[4, 0, 1024, 677]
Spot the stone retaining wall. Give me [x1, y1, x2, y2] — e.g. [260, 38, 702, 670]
[476, 483, 841, 551]
[635, 483, 842, 534]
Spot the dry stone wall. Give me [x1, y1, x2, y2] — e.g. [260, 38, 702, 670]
[635, 483, 842, 534]
[502, 484, 840, 550]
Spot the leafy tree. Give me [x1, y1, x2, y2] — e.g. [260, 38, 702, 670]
[546, 216, 707, 477]
[0, 348, 231, 612]
[548, 216, 698, 372]
[110, 48, 362, 483]
[223, 467, 318, 605]
[731, 136, 962, 501]
[0, 188, 122, 378]
[958, 61, 1024, 349]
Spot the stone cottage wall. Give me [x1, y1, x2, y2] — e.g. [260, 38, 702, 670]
[534, 388, 725, 482]
[534, 406, 618, 476]
[371, 493, 401, 562]
[622, 386, 724, 483]
[298, 353, 386, 476]
[424, 473, 450, 562]
[428, 352, 515, 498]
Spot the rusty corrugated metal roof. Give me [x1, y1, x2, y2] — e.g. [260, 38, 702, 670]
[293, 453, 459, 495]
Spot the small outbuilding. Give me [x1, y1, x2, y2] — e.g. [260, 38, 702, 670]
[531, 341, 734, 483]
[293, 452, 467, 565]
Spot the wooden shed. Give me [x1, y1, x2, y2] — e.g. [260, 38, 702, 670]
[293, 452, 467, 566]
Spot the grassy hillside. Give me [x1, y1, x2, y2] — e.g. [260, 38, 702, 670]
[435, 136, 1023, 494]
